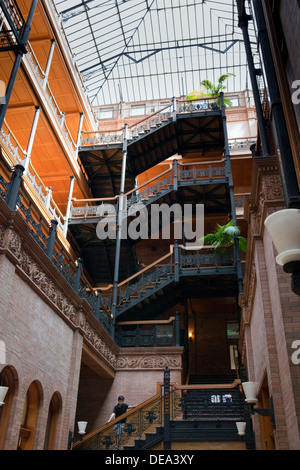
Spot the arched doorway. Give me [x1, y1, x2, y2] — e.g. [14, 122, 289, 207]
[0, 366, 17, 449]
[18, 381, 41, 450]
[44, 392, 62, 450]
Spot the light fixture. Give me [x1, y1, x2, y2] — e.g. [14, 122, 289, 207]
[242, 381, 276, 429]
[0, 386, 8, 406]
[188, 332, 193, 342]
[264, 209, 300, 295]
[242, 381, 258, 404]
[236, 421, 246, 436]
[68, 421, 88, 450]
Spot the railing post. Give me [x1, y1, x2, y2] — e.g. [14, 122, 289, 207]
[42, 39, 56, 90]
[6, 164, 24, 210]
[173, 159, 178, 191]
[24, 106, 42, 175]
[63, 176, 75, 237]
[0, 0, 39, 130]
[163, 366, 171, 450]
[75, 113, 84, 157]
[94, 288, 101, 321]
[174, 240, 179, 283]
[175, 311, 181, 347]
[46, 219, 58, 259]
[172, 96, 177, 122]
[74, 258, 83, 293]
[45, 186, 53, 210]
[111, 123, 129, 337]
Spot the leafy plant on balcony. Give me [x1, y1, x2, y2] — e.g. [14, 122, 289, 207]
[187, 73, 236, 107]
[200, 220, 247, 253]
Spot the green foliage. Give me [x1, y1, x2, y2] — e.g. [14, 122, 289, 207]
[199, 220, 247, 252]
[187, 73, 235, 107]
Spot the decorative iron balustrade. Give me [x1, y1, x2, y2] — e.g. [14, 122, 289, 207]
[228, 138, 257, 151]
[1, 0, 25, 31]
[180, 246, 235, 270]
[115, 316, 180, 348]
[0, 172, 112, 334]
[73, 368, 244, 450]
[80, 96, 221, 148]
[176, 99, 220, 113]
[126, 170, 173, 209]
[0, 121, 66, 232]
[68, 159, 227, 225]
[98, 242, 237, 317]
[182, 386, 244, 421]
[26, 42, 77, 155]
[0, 121, 25, 165]
[74, 384, 164, 450]
[179, 164, 226, 180]
[117, 254, 174, 308]
[129, 108, 173, 139]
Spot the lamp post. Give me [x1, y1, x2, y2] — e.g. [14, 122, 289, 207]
[68, 421, 88, 450]
[264, 209, 300, 295]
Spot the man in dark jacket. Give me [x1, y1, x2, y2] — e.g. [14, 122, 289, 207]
[107, 395, 137, 449]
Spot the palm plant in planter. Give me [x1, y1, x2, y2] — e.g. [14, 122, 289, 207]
[187, 73, 235, 108]
[200, 220, 247, 263]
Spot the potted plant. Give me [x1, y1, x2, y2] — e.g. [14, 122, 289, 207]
[199, 220, 247, 263]
[187, 73, 235, 108]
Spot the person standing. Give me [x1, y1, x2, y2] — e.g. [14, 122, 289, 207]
[107, 395, 137, 450]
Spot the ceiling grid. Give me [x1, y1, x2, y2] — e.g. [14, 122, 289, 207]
[54, 0, 256, 105]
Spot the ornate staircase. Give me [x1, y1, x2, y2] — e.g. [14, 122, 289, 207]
[99, 242, 239, 319]
[72, 368, 253, 451]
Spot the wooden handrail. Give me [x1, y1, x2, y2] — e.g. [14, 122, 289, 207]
[73, 381, 164, 448]
[73, 377, 242, 448]
[128, 103, 173, 129]
[81, 102, 173, 137]
[116, 316, 175, 326]
[179, 158, 225, 166]
[71, 159, 226, 205]
[96, 243, 231, 292]
[117, 248, 174, 287]
[177, 379, 242, 391]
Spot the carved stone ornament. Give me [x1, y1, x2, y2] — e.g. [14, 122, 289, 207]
[0, 220, 117, 369]
[262, 174, 284, 201]
[117, 354, 182, 370]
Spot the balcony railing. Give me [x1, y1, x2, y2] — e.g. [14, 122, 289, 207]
[115, 315, 180, 348]
[80, 96, 221, 147]
[73, 367, 244, 450]
[26, 41, 77, 156]
[0, 120, 66, 233]
[0, 169, 112, 334]
[99, 242, 237, 316]
[68, 158, 227, 225]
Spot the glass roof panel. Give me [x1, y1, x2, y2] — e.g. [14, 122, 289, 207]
[53, 0, 257, 105]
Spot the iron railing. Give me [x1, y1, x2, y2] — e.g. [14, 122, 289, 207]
[80, 96, 220, 147]
[72, 367, 243, 450]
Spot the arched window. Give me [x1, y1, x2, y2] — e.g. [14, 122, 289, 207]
[18, 382, 40, 450]
[0, 366, 16, 449]
[44, 392, 62, 450]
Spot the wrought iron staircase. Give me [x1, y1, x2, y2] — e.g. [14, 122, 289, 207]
[68, 158, 229, 226]
[99, 242, 239, 319]
[78, 96, 224, 200]
[72, 368, 252, 451]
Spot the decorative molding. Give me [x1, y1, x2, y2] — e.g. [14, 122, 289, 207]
[239, 157, 284, 356]
[0, 208, 118, 370]
[117, 348, 183, 371]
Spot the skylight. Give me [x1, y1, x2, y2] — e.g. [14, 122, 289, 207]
[54, 0, 257, 105]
